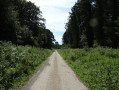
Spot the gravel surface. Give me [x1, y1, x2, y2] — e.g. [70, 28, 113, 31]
[21, 51, 89, 90]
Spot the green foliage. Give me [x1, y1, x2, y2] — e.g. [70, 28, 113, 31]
[63, 0, 119, 48]
[58, 48, 119, 90]
[0, 0, 21, 43]
[0, 0, 55, 48]
[0, 42, 53, 89]
[80, 29, 88, 47]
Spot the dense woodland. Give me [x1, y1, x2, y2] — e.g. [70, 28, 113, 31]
[0, 0, 55, 48]
[63, 0, 119, 48]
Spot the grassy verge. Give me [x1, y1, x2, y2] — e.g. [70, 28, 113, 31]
[0, 42, 53, 90]
[58, 47, 119, 90]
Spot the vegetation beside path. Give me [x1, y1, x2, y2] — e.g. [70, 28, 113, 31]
[0, 42, 53, 90]
[58, 48, 119, 90]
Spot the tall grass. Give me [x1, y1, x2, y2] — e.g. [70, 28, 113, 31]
[0, 42, 53, 89]
[58, 47, 119, 90]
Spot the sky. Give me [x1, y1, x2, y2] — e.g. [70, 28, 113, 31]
[27, 0, 77, 44]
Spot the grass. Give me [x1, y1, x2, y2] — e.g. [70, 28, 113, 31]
[0, 41, 53, 90]
[58, 47, 119, 90]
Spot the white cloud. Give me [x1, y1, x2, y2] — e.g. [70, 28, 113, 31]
[27, 0, 77, 44]
[28, 0, 76, 8]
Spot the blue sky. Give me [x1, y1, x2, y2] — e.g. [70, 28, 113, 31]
[27, 0, 77, 44]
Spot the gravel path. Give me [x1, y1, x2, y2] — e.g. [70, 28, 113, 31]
[21, 51, 89, 90]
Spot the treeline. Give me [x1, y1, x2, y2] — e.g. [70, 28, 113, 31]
[0, 0, 55, 48]
[63, 0, 119, 48]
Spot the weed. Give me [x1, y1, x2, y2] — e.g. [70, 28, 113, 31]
[0, 42, 53, 89]
[58, 48, 119, 90]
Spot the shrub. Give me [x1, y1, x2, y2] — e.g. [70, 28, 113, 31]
[0, 41, 52, 89]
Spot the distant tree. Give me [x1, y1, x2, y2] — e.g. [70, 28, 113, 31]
[54, 41, 60, 49]
[45, 29, 55, 48]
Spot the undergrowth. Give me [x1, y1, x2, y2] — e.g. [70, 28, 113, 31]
[58, 47, 119, 90]
[0, 41, 53, 90]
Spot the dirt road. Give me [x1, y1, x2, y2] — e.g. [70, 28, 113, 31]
[21, 51, 88, 90]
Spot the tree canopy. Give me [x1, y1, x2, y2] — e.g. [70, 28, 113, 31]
[63, 0, 119, 48]
[0, 0, 55, 48]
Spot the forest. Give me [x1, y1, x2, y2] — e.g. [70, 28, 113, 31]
[0, 0, 55, 89]
[61, 1, 119, 89]
[63, 0, 119, 48]
[0, 0, 55, 48]
[0, 0, 119, 89]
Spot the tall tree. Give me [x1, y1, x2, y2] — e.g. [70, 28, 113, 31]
[45, 29, 55, 48]
[0, 0, 55, 48]
[0, 0, 21, 42]
[63, 0, 119, 48]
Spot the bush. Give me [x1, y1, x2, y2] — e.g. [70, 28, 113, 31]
[0, 41, 52, 89]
